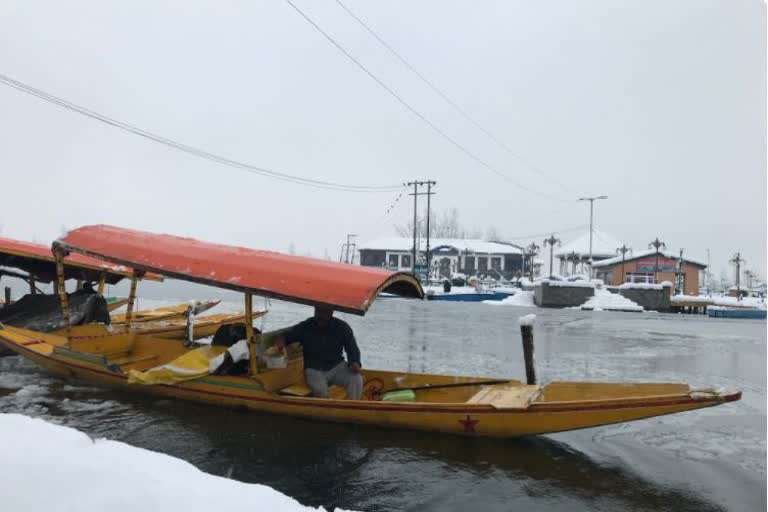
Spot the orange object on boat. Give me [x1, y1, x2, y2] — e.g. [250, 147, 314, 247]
[55, 225, 422, 314]
[0, 236, 161, 284]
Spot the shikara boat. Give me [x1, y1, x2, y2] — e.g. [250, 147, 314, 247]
[0, 225, 741, 438]
[110, 300, 221, 324]
[0, 236, 161, 355]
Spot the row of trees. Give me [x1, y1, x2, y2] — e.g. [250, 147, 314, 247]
[394, 207, 502, 241]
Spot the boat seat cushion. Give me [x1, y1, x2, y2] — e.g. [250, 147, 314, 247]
[467, 384, 541, 409]
[253, 357, 304, 392]
[279, 383, 346, 400]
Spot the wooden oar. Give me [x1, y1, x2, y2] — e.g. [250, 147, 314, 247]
[384, 379, 510, 394]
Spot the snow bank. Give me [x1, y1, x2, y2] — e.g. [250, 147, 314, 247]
[484, 291, 535, 307]
[0, 414, 350, 512]
[580, 288, 643, 312]
[539, 279, 595, 288]
[619, 282, 666, 290]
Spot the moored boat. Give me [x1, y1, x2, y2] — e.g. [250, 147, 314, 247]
[707, 306, 767, 319]
[110, 300, 221, 324]
[0, 225, 741, 438]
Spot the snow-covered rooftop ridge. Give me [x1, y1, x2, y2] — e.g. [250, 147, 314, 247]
[555, 229, 624, 259]
[358, 237, 522, 254]
[0, 413, 350, 512]
[591, 249, 707, 268]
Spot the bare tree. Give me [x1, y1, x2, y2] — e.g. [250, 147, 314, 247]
[396, 208, 487, 239]
[485, 226, 501, 241]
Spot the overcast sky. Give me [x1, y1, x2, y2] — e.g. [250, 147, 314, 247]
[0, 0, 765, 279]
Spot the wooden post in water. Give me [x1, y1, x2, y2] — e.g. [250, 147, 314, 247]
[125, 270, 139, 328]
[245, 293, 258, 376]
[518, 314, 537, 385]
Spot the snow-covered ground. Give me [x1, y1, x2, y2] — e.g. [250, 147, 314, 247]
[580, 288, 643, 312]
[0, 414, 351, 512]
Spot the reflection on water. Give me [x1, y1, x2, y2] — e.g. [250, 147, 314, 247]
[0, 299, 764, 511]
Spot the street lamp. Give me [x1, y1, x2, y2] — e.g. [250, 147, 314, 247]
[648, 238, 666, 284]
[616, 245, 632, 285]
[543, 235, 561, 279]
[578, 195, 608, 276]
[524, 242, 539, 281]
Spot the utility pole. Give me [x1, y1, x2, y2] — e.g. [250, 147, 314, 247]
[648, 237, 666, 284]
[524, 243, 539, 281]
[543, 235, 561, 279]
[676, 248, 684, 295]
[339, 234, 357, 264]
[345, 234, 357, 264]
[406, 180, 436, 277]
[425, 181, 436, 278]
[730, 252, 745, 301]
[410, 181, 418, 273]
[706, 248, 711, 295]
[616, 245, 632, 285]
[578, 195, 607, 276]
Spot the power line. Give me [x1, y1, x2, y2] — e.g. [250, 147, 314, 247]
[0, 72, 404, 193]
[283, 0, 571, 202]
[333, 0, 576, 194]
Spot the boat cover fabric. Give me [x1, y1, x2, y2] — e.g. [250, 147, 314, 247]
[56, 225, 423, 315]
[127, 345, 227, 385]
[0, 293, 111, 332]
[0, 236, 160, 284]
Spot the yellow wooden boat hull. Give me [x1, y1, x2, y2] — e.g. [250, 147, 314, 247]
[0, 325, 740, 438]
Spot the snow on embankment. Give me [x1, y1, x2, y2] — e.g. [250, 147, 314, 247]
[580, 288, 643, 312]
[0, 414, 352, 512]
[484, 290, 535, 307]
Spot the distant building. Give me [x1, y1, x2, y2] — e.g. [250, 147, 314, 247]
[591, 250, 707, 295]
[357, 237, 524, 280]
[555, 229, 625, 276]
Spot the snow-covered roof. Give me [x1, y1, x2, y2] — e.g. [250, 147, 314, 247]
[555, 229, 624, 259]
[592, 249, 707, 268]
[358, 237, 522, 254]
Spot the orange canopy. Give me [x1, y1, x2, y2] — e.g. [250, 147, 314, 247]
[0, 236, 161, 284]
[55, 225, 422, 315]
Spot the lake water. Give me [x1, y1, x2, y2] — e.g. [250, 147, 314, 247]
[0, 298, 764, 511]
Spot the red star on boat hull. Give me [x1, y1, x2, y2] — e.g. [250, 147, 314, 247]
[458, 414, 479, 433]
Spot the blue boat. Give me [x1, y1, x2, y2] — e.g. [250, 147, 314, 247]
[426, 291, 513, 302]
[707, 308, 766, 319]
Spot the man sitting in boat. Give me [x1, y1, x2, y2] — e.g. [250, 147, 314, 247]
[275, 306, 363, 400]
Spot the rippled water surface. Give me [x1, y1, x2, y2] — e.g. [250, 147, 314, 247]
[1, 299, 765, 511]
